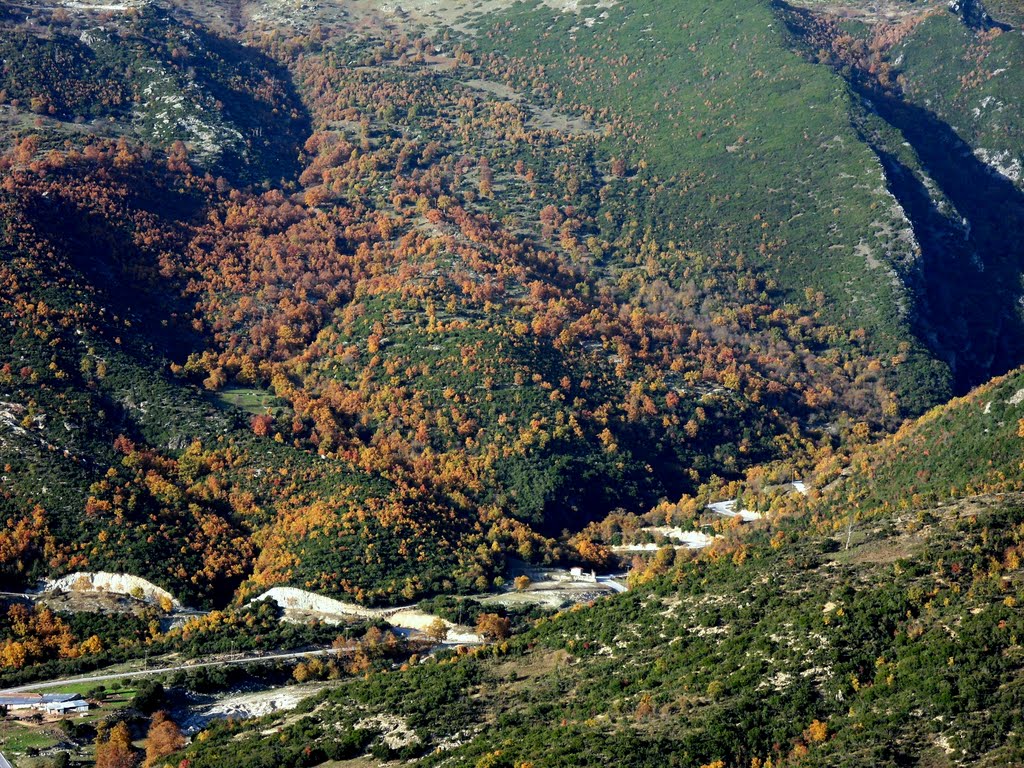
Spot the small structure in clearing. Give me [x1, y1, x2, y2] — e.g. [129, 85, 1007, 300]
[0, 692, 89, 715]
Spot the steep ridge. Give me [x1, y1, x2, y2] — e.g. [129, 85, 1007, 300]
[777, 0, 1024, 392]
[0, 4, 310, 185]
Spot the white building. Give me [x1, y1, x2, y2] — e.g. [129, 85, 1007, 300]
[44, 699, 89, 715]
[0, 692, 89, 715]
[569, 567, 597, 583]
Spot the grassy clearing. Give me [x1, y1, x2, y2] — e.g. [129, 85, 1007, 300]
[0, 720, 61, 752]
[20, 680, 135, 697]
[211, 386, 282, 415]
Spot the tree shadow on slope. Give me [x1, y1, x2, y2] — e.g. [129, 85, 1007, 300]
[22, 182, 205, 364]
[857, 91, 1024, 394]
[775, 0, 1024, 396]
[187, 25, 313, 188]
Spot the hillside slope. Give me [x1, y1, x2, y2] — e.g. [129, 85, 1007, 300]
[1, 0, 1023, 611]
[465, 0, 953, 410]
[816, 365, 1024, 520]
[173, 370, 1024, 768]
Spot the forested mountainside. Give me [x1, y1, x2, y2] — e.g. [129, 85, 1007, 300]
[172, 366, 1024, 767]
[2, 0, 1021, 611]
[0, 0, 1023, 764]
[0, 0, 1018, 690]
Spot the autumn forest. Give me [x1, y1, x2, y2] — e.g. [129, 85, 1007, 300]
[1, 0, 1024, 764]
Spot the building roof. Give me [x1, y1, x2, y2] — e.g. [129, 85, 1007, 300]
[0, 696, 42, 707]
[41, 693, 79, 703]
[0, 692, 87, 708]
[0, 750, 14, 768]
[45, 699, 88, 711]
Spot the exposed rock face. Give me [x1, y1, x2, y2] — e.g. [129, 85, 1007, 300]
[251, 586, 379, 619]
[355, 714, 421, 750]
[44, 571, 182, 608]
[251, 587, 482, 642]
[181, 684, 328, 735]
[948, 0, 999, 30]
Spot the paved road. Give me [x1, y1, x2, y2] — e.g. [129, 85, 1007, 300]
[0, 571, 631, 697]
[596, 576, 628, 593]
[0, 647, 342, 695]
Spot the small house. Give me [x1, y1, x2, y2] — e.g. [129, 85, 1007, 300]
[569, 567, 597, 583]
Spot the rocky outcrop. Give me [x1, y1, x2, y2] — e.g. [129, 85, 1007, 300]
[948, 0, 1003, 30]
[251, 586, 379, 619]
[251, 587, 481, 642]
[44, 571, 182, 609]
